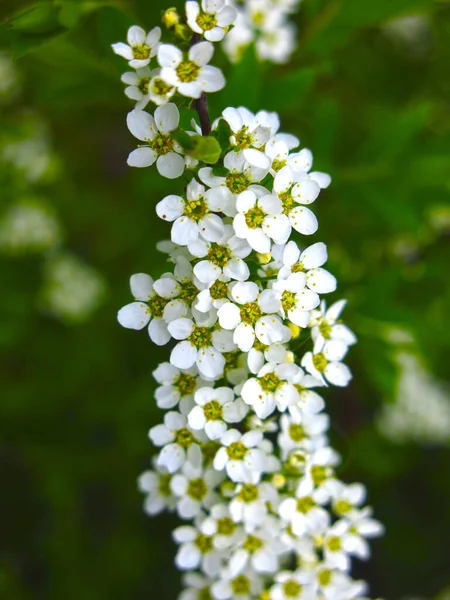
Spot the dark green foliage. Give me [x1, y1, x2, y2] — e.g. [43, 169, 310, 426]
[0, 0, 449, 599]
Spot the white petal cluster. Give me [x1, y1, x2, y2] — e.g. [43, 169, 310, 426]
[222, 0, 302, 64]
[114, 7, 382, 598]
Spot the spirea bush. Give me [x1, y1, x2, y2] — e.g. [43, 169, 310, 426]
[113, 3, 384, 599]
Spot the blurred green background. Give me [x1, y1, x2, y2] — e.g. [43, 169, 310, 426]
[1, 0, 449, 598]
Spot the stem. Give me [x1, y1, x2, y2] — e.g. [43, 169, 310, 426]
[191, 33, 211, 136]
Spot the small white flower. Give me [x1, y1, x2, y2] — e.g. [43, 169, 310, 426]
[199, 150, 269, 199]
[117, 272, 177, 345]
[273, 166, 321, 236]
[173, 524, 222, 576]
[194, 275, 232, 314]
[229, 481, 279, 532]
[302, 337, 352, 387]
[156, 178, 225, 245]
[188, 386, 248, 439]
[233, 189, 291, 251]
[180, 572, 215, 600]
[278, 412, 329, 460]
[213, 429, 267, 483]
[158, 41, 225, 98]
[256, 22, 296, 64]
[241, 362, 303, 419]
[247, 340, 292, 374]
[153, 362, 210, 412]
[278, 479, 330, 537]
[278, 241, 337, 294]
[138, 461, 177, 515]
[218, 281, 287, 351]
[189, 224, 252, 285]
[310, 299, 357, 346]
[168, 316, 236, 379]
[149, 411, 205, 473]
[211, 568, 263, 599]
[112, 26, 161, 68]
[186, 0, 237, 42]
[222, 107, 272, 167]
[200, 503, 243, 549]
[227, 518, 285, 577]
[269, 570, 316, 600]
[148, 69, 176, 105]
[121, 66, 153, 109]
[171, 462, 223, 518]
[273, 272, 320, 327]
[126, 103, 185, 178]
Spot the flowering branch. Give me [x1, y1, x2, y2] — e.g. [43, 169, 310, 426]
[112, 2, 384, 599]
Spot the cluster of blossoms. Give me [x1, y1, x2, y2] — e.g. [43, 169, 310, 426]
[114, 5, 383, 599]
[222, 0, 302, 64]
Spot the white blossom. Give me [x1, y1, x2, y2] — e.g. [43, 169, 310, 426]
[112, 26, 161, 68]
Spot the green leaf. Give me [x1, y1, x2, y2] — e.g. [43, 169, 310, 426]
[211, 118, 232, 154]
[0, 2, 67, 57]
[173, 130, 195, 151]
[186, 136, 222, 164]
[262, 68, 317, 112]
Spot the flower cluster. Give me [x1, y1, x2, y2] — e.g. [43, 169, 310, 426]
[223, 0, 302, 64]
[115, 5, 383, 599]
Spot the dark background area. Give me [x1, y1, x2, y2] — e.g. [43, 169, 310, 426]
[0, 0, 449, 598]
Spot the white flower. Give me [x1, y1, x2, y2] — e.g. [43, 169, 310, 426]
[180, 572, 215, 600]
[211, 568, 263, 599]
[213, 429, 267, 483]
[326, 480, 367, 518]
[199, 150, 269, 199]
[168, 316, 236, 378]
[171, 462, 223, 518]
[200, 503, 243, 549]
[218, 281, 287, 351]
[278, 479, 330, 537]
[256, 23, 296, 64]
[273, 166, 321, 235]
[149, 411, 205, 473]
[278, 412, 329, 460]
[158, 41, 225, 98]
[186, 0, 237, 42]
[229, 481, 279, 532]
[278, 241, 337, 294]
[112, 26, 161, 68]
[273, 272, 320, 327]
[310, 300, 357, 346]
[233, 189, 291, 251]
[153, 362, 210, 412]
[227, 518, 285, 577]
[138, 461, 177, 515]
[189, 224, 252, 285]
[241, 362, 304, 419]
[117, 272, 178, 345]
[188, 386, 248, 439]
[269, 570, 316, 600]
[156, 179, 225, 245]
[174, 524, 222, 576]
[121, 66, 153, 109]
[194, 275, 232, 314]
[148, 69, 176, 105]
[247, 340, 292, 374]
[301, 446, 340, 491]
[126, 103, 185, 178]
[302, 337, 352, 387]
[222, 107, 272, 166]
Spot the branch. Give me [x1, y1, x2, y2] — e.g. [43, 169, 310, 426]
[192, 33, 211, 136]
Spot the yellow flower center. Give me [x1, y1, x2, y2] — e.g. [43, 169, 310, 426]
[283, 580, 302, 597]
[203, 400, 223, 421]
[217, 517, 236, 536]
[151, 77, 174, 97]
[259, 372, 282, 393]
[210, 279, 229, 300]
[188, 326, 212, 348]
[194, 533, 213, 554]
[150, 132, 174, 155]
[184, 198, 208, 222]
[281, 290, 296, 312]
[312, 352, 328, 372]
[232, 576, 250, 595]
[207, 243, 231, 267]
[173, 373, 196, 397]
[176, 59, 201, 83]
[226, 172, 250, 194]
[132, 44, 150, 60]
[226, 441, 247, 460]
[289, 423, 306, 442]
[238, 483, 259, 503]
[245, 205, 266, 228]
[174, 428, 194, 449]
[243, 535, 263, 553]
[187, 477, 208, 501]
[296, 496, 315, 513]
[240, 301, 262, 325]
[196, 12, 217, 31]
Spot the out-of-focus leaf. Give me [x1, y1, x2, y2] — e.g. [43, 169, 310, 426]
[262, 68, 317, 112]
